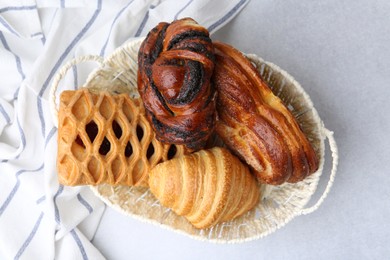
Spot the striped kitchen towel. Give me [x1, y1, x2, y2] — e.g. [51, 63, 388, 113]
[0, 0, 249, 259]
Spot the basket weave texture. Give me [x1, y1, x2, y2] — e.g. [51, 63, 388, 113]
[51, 37, 338, 243]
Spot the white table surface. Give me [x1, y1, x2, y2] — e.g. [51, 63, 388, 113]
[92, 1, 390, 259]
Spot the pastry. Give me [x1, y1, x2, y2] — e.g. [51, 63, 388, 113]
[212, 41, 319, 185]
[148, 147, 260, 229]
[57, 89, 188, 187]
[137, 17, 216, 151]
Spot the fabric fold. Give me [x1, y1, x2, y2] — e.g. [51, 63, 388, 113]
[0, 1, 249, 259]
[0, 1, 43, 39]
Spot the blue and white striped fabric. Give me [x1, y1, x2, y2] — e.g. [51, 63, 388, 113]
[0, 0, 249, 259]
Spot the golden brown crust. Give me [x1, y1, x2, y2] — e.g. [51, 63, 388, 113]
[56, 89, 188, 187]
[148, 147, 260, 229]
[137, 18, 216, 151]
[212, 41, 319, 185]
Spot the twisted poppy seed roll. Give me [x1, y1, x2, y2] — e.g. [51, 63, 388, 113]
[138, 18, 216, 151]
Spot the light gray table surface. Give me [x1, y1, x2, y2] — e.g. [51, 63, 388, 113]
[92, 1, 390, 259]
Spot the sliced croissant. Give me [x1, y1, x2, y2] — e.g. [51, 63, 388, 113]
[148, 147, 260, 229]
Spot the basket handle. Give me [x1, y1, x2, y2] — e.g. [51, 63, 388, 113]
[300, 127, 339, 215]
[49, 55, 104, 128]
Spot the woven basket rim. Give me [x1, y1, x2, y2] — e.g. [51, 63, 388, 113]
[51, 37, 337, 243]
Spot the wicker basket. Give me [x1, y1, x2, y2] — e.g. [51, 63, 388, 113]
[50, 37, 338, 243]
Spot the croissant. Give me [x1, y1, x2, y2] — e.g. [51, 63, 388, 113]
[212, 41, 319, 185]
[56, 89, 188, 187]
[137, 17, 217, 151]
[148, 147, 260, 229]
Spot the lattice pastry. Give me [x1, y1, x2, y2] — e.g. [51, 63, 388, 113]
[57, 88, 188, 187]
